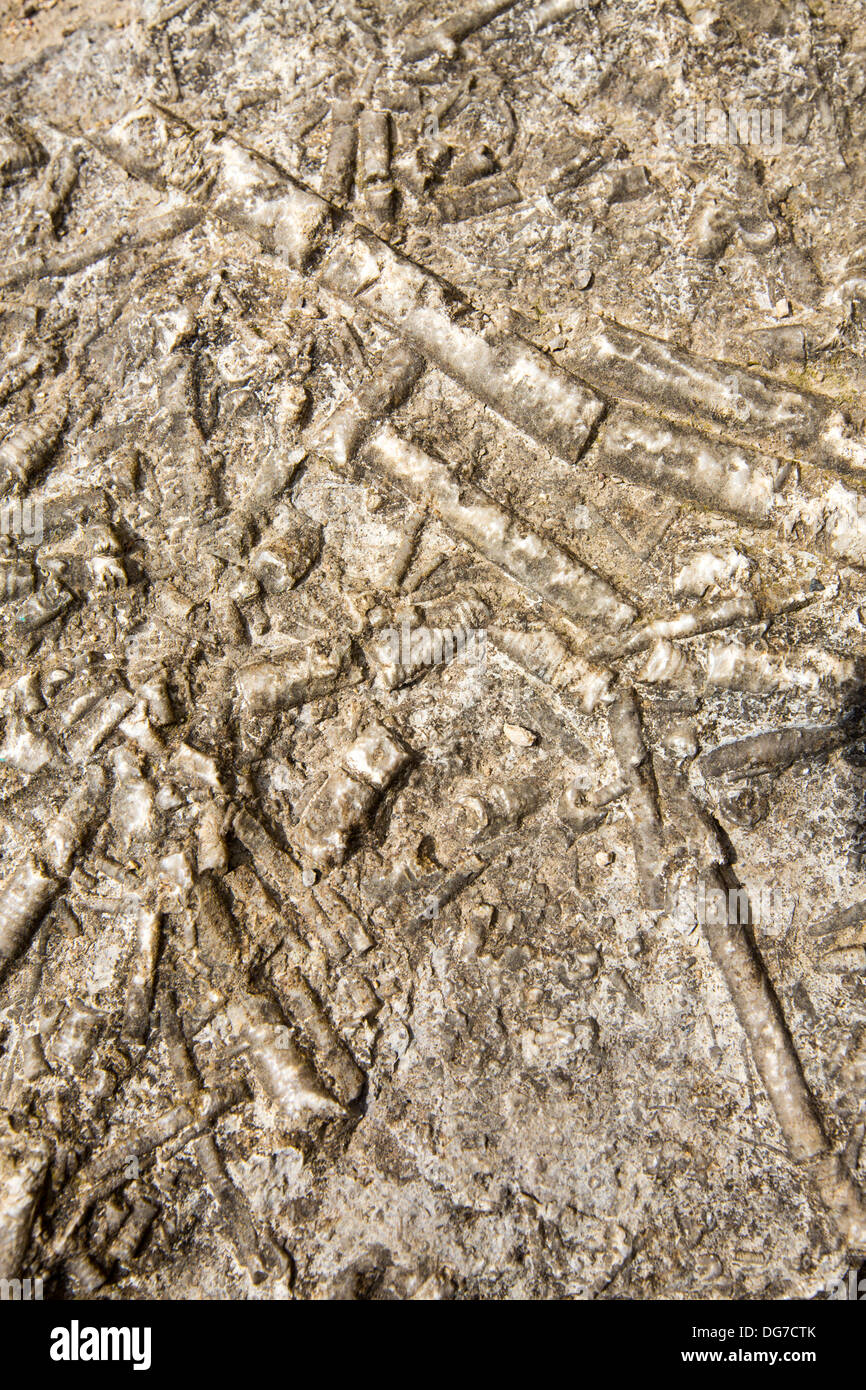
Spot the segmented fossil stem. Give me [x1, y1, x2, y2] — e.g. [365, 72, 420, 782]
[122, 907, 162, 1044]
[0, 207, 203, 291]
[403, 0, 520, 60]
[606, 691, 668, 908]
[161, 991, 289, 1279]
[0, 859, 57, 986]
[656, 748, 866, 1250]
[49, 1079, 250, 1259]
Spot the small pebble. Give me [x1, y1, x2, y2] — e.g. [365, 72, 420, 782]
[737, 217, 777, 252]
[156, 784, 183, 811]
[663, 720, 698, 761]
[503, 722, 536, 748]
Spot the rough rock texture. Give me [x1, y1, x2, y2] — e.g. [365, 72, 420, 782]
[1, 0, 866, 1300]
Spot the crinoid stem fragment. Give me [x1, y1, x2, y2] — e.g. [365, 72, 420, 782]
[43, 767, 108, 875]
[597, 411, 778, 524]
[364, 426, 635, 630]
[703, 642, 860, 702]
[194, 872, 341, 1120]
[531, 0, 585, 29]
[0, 353, 42, 408]
[321, 120, 357, 202]
[49, 1078, 251, 1259]
[231, 810, 346, 959]
[588, 596, 758, 663]
[306, 341, 424, 467]
[321, 235, 605, 463]
[64, 688, 135, 762]
[122, 907, 162, 1044]
[161, 992, 289, 1280]
[0, 405, 66, 488]
[403, 0, 520, 60]
[488, 625, 613, 711]
[698, 721, 857, 780]
[0, 1125, 51, 1279]
[0, 206, 204, 292]
[570, 320, 826, 456]
[657, 752, 866, 1250]
[701, 865, 866, 1249]
[33, 149, 80, 240]
[605, 690, 669, 908]
[0, 858, 57, 983]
